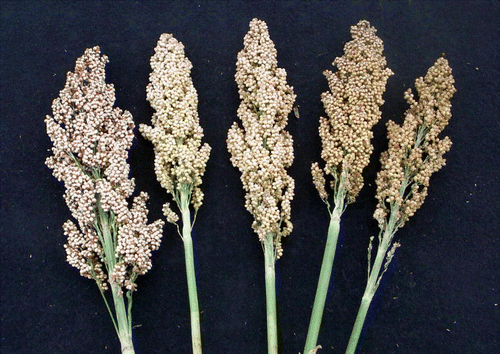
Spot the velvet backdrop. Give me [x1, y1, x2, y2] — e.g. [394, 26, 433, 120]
[1, 1, 499, 353]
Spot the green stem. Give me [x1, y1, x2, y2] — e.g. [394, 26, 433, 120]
[346, 174, 404, 354]
[99, 207, 135, 354]
[304, 172, 347, 354]
[303, 206, 342, 354]
[345, 240, 390, 354]
[180, 185, 202, 354]
[111, 282, 135, 354]
[264, 232, 278, 354]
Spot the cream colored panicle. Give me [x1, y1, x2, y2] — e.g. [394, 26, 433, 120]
[313, 20, 393, 204]
[139, 33, 211, 221]
[227, 18, 296, 258]
[374, 57, 455, 228]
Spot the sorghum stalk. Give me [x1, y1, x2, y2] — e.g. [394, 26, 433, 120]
[180, 184, 202, 352]
[97, 205, 134, 354]
[344, 215, 397, 354]
[306, 21, 393, 354]
[139, 34, 211, 354]
[345, 56, 456, 354]
[227, 19, 296, 354]
[304, 176, 346, 353]
[264, 232, 278, 354]
[45, 47, 164, 354]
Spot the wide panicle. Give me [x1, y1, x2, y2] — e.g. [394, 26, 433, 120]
[45, 46, 164, 291]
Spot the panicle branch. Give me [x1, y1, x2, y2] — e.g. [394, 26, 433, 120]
[139, 34, 211, 222]
[312, 20, 393, 205]
[227, 18, 296, 258]
[45, 46, 164, 291]
[374, 56, 456, 231]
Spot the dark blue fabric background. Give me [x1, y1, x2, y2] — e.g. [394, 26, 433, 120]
[1, 1, 499, 353]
